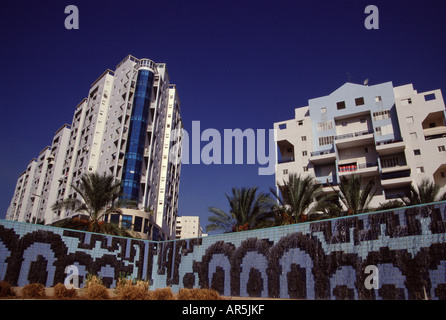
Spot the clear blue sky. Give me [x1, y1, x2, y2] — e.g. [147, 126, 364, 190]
[1, 1, 446, 234]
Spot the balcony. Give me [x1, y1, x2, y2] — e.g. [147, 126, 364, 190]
[315, 175, 335, 185]
[423, 126, 446, 140]
[381, 165, 410, 174]
[376, 139, 405, 155]
[338, 162, 379, 177]
[309, 149, 336, 164]
[422, 111, 446, 140]
[278, 156, 295, 164]
[314, 175, 339, 193]
[335, 130, 374, 149]
[381, 170, 412, 188]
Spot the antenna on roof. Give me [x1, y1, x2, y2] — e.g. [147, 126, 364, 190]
[364, 78, 369, 86]
[346, 72, 354, 83]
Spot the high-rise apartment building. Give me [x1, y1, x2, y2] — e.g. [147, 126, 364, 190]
[274, 81, 446, 209]
[6, 55, 183, 240]
[175, 216, 206, 239]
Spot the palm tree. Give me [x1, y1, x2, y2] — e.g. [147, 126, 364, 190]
[206, 187, 272, 233]
[269, 173, 325, 224]
[51, 172, 134, 237]
[401, 178, 446, 206]
[308, 191, 344, 221]
[336, 174, 377, 215]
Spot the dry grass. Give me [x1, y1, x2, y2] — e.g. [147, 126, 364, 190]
[115, 279, 150, 300]
[116, 284, 150, 300]
[81, 275, 109, 300]
[177, 288, 222, 300]
[22, 283, 46, 299]
[53, 283, 78, 299]
[149, 287, 175, 300]
[0, 281, 14, 297]
[1, 279, 224, 300]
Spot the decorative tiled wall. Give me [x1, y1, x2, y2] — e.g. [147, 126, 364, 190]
[1, 201, 446, 299]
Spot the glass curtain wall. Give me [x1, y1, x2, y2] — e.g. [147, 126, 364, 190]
[121, 69, 154, 202]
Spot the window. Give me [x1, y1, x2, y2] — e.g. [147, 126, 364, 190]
[283, 169, 288, 175]
[424, 93, 436, 101]
[121, 215, 132, 229]
[110, 214, 119, 224]
[321, 107, 327, 114]
[355, 97, 365, 106]
[298, 120, 304, 126]
[381, 156, 399, 168]
[319, 135, 334, 146]
[406, 116, 414, 123]
[410, 132, 417, 139]
[375, 96, 382, 103]
[279, 123, 287, 130]
[301, 136, 307, 141]
[414, 149, 421, 155]
[438, 145, 446, 152]
[401, 98, 412, 105]
[302, 151, 307, 156]
[375, 124, 393, 136]
[375, 127, 381, 135]
[317, 121, 333, 132]
[336, 101, 346, 110]
[416, 167, 425, 173]
[373, 110, 391, 121]
[303, 166, 308, 172]
[134, 216, 143, 232]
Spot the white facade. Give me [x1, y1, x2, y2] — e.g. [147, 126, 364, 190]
[175, 216, 205, 239]
[6, 125, 71, 224]
[274, 82, 446, 209]
[6, 55, 183, 240]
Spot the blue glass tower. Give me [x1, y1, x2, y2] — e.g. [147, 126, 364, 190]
[121, 68, 154, 201]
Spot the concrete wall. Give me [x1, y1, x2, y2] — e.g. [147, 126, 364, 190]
[1, 201, 446, 299]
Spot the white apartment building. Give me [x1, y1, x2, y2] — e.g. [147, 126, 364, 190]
[6, 55, 183, 240]
[175, 216, 206, 239]
[274, 81, 446, 209]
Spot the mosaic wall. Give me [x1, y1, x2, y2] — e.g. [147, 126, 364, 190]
[1, 201, 446, 299]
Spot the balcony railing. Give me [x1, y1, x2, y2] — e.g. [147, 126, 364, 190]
[381, 170, 411, 180]
[335, 130, 373, 141]
[278, 156, 295, 164]
[315, 175, 336, 186]
[339, 162, 378, 173]
[310, 149, 335, 157]
[376, 139, 403, 146]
